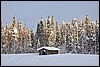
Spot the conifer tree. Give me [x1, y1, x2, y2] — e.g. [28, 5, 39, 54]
[55, 20, 61, 47]
[36, 17, 45, 48]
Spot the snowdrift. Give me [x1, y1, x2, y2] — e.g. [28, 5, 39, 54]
[1, 53, 99, 66]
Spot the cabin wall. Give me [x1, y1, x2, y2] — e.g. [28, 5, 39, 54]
[47, 50, 58, 54]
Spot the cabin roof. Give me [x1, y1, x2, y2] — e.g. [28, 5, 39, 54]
[37, 47, 60, 51]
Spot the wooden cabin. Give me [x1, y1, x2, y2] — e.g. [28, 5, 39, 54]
[37, 47, 60, 55]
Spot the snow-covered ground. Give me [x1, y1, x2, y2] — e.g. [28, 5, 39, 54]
[1, 53, 99, 66]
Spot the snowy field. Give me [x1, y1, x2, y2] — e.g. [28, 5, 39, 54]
[1, 53, 99, 66]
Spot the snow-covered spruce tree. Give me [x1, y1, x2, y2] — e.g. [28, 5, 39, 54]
[77, 19, 88, 54]
[55, 20, 61, 48]
[3, 22, 9, 54]
[95, 20, 99, 55]
[9, 22, 15, 54]
[1, 19, 5, 54]
[26, 29, 31, 53]
[77, 19, 83, 54]
[83, 15, 93, 54]
[11, 16, 18, 54]
[27, 28, 34, 53]
[32, 31, 38, 53]
[8, 24, 13, 54]
[66, 22, 72, 53]
[60, 21, 66, 46]
[90, 22, 97, 54]
[45, 16, 51, 46]
[49, 16, 56, 47]
[17, 21, 22, 53]
[22, 22, 28, 53]
[58, 21, 66, 54]
[30, 26, 35, 53]
[81, 15, 90, 54]
[81, 21, 87, 54]
[71, 18, 80, 54]
[45, 15, 56, 47]
[36, 17, 45, 48]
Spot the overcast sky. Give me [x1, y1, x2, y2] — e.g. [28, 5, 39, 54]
[1, 1, 99, 31]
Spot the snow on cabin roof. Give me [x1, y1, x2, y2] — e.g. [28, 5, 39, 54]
[37, 47, 60, 51]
